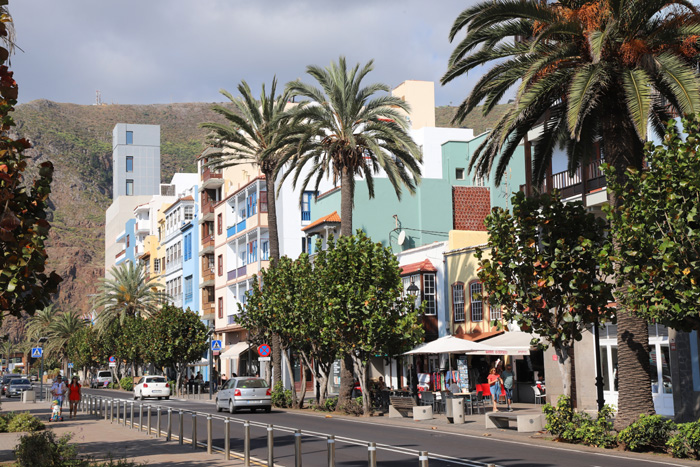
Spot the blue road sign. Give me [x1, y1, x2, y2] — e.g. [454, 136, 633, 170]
[67, 363, 74, 369]
[211, 340, 222, 352]
[31, 347, 43, 358]
[109, 356, 116, 363]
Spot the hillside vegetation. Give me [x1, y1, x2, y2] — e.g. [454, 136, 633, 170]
[11, 100, 508, 316]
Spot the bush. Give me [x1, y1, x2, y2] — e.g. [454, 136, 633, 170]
[270, 382, 292, 408]
[337, 397, 364, 416]
[618, 414, 675, 452]
[668, 421, 700, 459]
[7, 412, 44, 433]
[542, 396, 616, 448]
[0, 412, 14, 433]
[14, 431, 76, 466]
[119, 376, 133, 392]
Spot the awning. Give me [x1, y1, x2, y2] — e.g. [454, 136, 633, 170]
[468, 331, 539, 356]
[188, 359, 209, 367]
[220, 342, 251, 359]
[403, 335, 493, 355]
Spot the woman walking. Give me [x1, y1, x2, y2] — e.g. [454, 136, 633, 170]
[67, 376, 81, 419]
[487, 368, 503, 412]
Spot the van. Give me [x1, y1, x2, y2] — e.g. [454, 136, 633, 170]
[90, 370, 114, 388]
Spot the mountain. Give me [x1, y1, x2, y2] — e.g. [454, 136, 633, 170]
[11, 99, 512, 317]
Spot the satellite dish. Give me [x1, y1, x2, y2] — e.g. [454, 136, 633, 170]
[397, 230, 406, 246]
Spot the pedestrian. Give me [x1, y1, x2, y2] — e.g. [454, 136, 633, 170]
[50, 375, 67, 412]
[220, 373, 227, 388]
[67, 375, 81, 419]
[500, 364, 515, 412]
[487, 368, 503, 412]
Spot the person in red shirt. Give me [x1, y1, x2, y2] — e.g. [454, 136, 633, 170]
[67, 376, 81, 419]
[487, 368, 503, 412]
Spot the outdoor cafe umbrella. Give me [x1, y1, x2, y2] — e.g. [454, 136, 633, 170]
[403, 335, 493, 355]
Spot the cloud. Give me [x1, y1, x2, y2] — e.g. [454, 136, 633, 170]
[10, 0, 484, 106]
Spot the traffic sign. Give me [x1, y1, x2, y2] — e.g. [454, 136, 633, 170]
[108, 356, 116, 363]
[257, 344, 271, 357]
[211, 340, 222, 352]
[109, 362, 116, 367]
[259, 357, 271, 362]
[67, 363, 74, 369]
[31, 347, 43, 358]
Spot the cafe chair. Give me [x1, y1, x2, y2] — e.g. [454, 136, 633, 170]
[473, 391, 486, 415]
[420, 391, 437, 413]
[532, 385, 546, 404]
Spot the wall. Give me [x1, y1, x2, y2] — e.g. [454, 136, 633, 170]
[391, 80, 436, 130]
[112, 123, 161, 198]
[452, 187, 491, 231]
[672, 330, 700, 422]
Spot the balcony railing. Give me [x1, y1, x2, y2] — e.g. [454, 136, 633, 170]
[237, 265, 247, 278]
[227, 269, 237, 282]
[520, 159, 606, 199]
[115, 249, 125, 259]
[202, 167, 222, 182]
[185, 291, 193, 303]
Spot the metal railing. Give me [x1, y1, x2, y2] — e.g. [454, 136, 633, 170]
[80, 393, 435, 466]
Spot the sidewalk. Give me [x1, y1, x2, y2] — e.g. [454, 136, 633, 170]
[0, 399, 246, 466]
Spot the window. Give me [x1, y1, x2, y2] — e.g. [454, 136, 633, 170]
[423, 273, 436, 315]
[126, 131, 133, 145]
[260, 190, 268, 213]
[402, 274, 421, 309]
[301, 191, 314, 221]
[470, 282, 483, 322]
[184, 234, 192, 261]
[184, 205, 194, 221]
[455, 168, 464, 180]
[490, 299, 501, 321]
[185, 276, 193, 303]
[126, 235, 130, 248]
[126, 156, 133, 172]
[207, 255, 215, 271]
[218, 254, 223, 276]
[218, 297, 223, 319]
[452, 283, 465, 322]
[474, 176, 485, 187]
[247, 192, 257, 217]
[302, 236, 312, 254]
[248, 240, 258, 264]
[126, 179, 134, 196]
[261, 240, 269, 261]
[154, 258, 161, 274]
[217, 214, 222, 235]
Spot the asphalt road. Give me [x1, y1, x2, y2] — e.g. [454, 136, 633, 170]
[83, 389, 685, 467]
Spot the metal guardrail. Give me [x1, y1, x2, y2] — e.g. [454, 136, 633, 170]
[81, 393, 433, 466]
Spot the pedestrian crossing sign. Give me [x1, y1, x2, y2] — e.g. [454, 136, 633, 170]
[211, 340, 222, 352]
[31, 347, 43, 358]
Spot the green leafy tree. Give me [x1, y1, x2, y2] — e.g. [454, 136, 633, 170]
[283, 57, 423, 403]
[92, 262, 169, 332]
[476, 192, 614, 401]
[143, 304, 208, 390]
[314, 231, 424, 415]
[605, 115, 700, 331]
[66, 326, 101, 380]
[0, 7, 61, 323]
[442, 0, 700, 428]
[201, 78, 300, 387]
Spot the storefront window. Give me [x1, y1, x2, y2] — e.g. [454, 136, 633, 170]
[650, 347, 659, 393]
[601, 346, 610, 391]
[661, 346, 672, 394]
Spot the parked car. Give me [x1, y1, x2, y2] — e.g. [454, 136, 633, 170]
[216, 377, 271, 413]
[90, 370, 114, 388]
[1, 374, 22, 395]
[133, 375, 170, 400]
[6, 378, 32, 398]
[29, 374, 38, 382]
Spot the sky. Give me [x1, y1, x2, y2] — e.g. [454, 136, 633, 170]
[9, 0, 483, 107]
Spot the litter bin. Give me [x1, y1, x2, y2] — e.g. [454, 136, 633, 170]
[450, 398, 465, 424]
[22, 389, 36, 403]
[445, 395, 453, 421]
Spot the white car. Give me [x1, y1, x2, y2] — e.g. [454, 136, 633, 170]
[133, 375, 170, 400]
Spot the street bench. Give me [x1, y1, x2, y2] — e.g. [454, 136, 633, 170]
[389, 396, 433, 420]
[485, 411, 544, 433]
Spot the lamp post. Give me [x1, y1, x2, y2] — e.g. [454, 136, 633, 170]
[38, 337, 48, 400]
[208, 323, 215, 400]
[406, 278, 420, 403]
[594, 317, 605, 412]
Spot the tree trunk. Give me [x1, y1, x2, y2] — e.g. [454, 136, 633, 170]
[601, 100, 655, 430]
[554, 344, 572, 401]
[283, 348, 298, 408]
[337, 168, 355, 404]
[264, 172, 283, 387]
[300, 352, 330, 406]
[298, 367, 307, 409]
[351, 356, 371, 417]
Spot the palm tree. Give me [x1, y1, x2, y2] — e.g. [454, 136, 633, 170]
[1, 339, 14, 372]
[283, 57, 423, 404]
[201, 79, 301, 384]
[48, 310, 87, 374]
[25, 305, 56, 342]
[442, 0, 700, 428]
[283, 56, 423, 237]
[92, 261, 168, 332]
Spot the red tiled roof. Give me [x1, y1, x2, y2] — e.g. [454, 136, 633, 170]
[400, 259, 437, 275]
[302, 211, 341, 232]
[180, 196, 194, 201]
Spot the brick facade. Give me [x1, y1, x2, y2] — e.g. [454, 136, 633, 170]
[452, 187, 491, 231]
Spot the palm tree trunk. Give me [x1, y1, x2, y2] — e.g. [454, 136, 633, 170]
[337, 168, 355, 405]
[264, 172, 283, 387]
[602, 102, 655, 430]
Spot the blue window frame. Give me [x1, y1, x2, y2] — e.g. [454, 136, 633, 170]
[126, 156, 133, 172]
[261, 240, 269, 261]
[184, 234, 192, 261]
[126, 131, 133, 145]
[247, 192, 257, 217]
[248, 240, 258, 264]
[184, 276, 193, 303]
[301, 191, 314, 221]
[126, 180, 134, 196]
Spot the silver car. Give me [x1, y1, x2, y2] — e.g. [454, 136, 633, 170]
[216, 377, 271, 413]
[7, 378, 32, 398]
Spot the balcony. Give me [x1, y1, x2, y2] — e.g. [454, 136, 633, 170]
[227, 269, 237, 282]
[166, 258, 182, 273]
[199, 203, 215, 224]
[199, 235, 214, 256]
[135, 219, 150, 234]
[200, 168, 224, 191]
[115, 249, 125, 259]
[520, 159, 606, 200]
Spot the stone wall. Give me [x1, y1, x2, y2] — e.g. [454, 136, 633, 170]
[452, 187, 491, 231]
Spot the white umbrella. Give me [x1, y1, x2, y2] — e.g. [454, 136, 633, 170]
[403, 335, 493, 355]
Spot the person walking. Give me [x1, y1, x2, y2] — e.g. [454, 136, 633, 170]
[501, 364, 515, 412]
[67, 376, 82, 419]
[50, 375, 67, 412]
[487, 368, 503, 412]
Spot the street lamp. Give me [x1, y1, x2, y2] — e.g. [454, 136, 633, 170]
[406, 278, 420, 403]
[38, 337, 48, 400]
[207, 324, 215, 400]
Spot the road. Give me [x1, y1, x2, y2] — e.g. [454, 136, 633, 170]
[83, 389, 684, 467]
